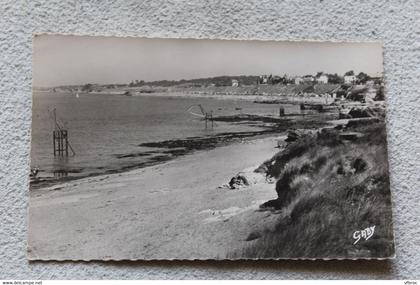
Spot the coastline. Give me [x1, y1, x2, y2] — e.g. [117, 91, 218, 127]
[28, 115, 393, 260]
[28, 92, 344, 259]
[30, 129, 284, 190]
[31, 109, 334, 190]
[28, 100, 390, 259]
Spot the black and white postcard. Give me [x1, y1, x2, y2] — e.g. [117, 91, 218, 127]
[28, 35, 394, 260]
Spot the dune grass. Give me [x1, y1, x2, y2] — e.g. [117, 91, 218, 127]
[233, 121, 394, 259]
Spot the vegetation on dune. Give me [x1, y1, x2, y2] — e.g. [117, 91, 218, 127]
[235, 121, 394, 259]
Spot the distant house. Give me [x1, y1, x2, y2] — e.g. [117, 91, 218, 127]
[302, 75, 315, 83]
[344, 75, 357, 84]
[317, 74, 329, 84]
[294, 77, 303, 85]
[231, 79, 239, 87]
[259, 75, 269, 85]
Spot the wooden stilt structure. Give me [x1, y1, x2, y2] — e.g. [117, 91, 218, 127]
[52, 108, 75, 156]
[53, 129, 69, 156]
[187, 104, 215, 129]
[204, 111, 214, 129]
[279, 106, 285, 117]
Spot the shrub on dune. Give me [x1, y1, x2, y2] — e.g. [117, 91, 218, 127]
[235, 121, 394, 259]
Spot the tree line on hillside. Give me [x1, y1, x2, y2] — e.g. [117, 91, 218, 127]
[127, 76, 260, 88]
[126, 71, 379, 88]
[75, 71, 380, 92]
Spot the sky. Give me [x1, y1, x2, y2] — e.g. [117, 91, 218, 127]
[33, 34, 383, 87]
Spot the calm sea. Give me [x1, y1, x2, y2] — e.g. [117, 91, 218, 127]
[31, 92, 298, 184]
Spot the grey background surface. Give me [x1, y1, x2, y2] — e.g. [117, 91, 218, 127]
[0, 0, 419, 279]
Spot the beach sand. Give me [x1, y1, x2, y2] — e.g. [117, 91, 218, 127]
[28, 136, 282, 260]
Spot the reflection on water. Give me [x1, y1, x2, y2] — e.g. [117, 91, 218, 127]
[53, 170, 68, 179]
[51, 156, 69, 179]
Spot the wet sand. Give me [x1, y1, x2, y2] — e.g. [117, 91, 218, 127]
[28, 136, 283, 260]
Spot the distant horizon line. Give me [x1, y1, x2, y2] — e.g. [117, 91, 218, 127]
[34, 72, 383, 89]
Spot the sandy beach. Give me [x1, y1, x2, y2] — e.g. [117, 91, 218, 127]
[28, 136, 282, 260]
[28, 36, 394, 261]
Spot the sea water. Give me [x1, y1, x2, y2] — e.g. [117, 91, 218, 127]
[31, 92, 298, 184]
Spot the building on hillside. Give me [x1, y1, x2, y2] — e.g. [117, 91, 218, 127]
[302, 75, 315, 83]
[317, 74, 329, 84]
[231, 79, 239, 87]
[294, 77, 303, 85]
[344, 75, 357, 84]
[258, 75, 269, 84]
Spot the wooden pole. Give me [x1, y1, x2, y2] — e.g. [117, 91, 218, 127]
[58, 131, 60, 155]
[279, 106, 285, 117]
[61, 132, 63, 155]
[300, 103, 305, 110]
[65, 130, 69, 156]
[58, 131, 61, 155]
[53, 131, 56, 156]
[53, 109, 58, 156]
[51, 109, 75, 157]
[53, 109, 57, 130]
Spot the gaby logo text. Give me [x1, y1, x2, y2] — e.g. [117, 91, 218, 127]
[353, 225, 375, 245]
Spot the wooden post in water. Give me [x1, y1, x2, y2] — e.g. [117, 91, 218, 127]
[300, 103, 306, 110]
[52, 109, 75, 156]
[53, 131, 56, 156]
[53, 129, 68, 156]
[204, 111, 214, 129]
[279, 106, 285, 117]
[65, 131, 69, 156]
